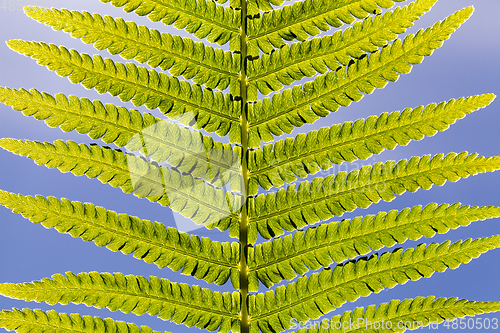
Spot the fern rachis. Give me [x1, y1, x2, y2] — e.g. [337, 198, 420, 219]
[0, 1, 499, 333]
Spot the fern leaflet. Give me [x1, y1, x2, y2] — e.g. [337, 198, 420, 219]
[247, 94, 495, 194]
[247, 0, 436, 97]
[247, 6, 473, 146]
[0, 308, 169, 333]
[0, 87, 243, 191]
[249, 236, 500, 333]
[248, 152, 500, 242]
[100, 0, 241, 51]
[0, 139, 242, 235]
[24, 6, 241, 95]
[248, 203, 500, 289]
[0, 272, 241, 333]
[0, 190, 240, 287]
[246, 0, 407, 53]
[6, 40, 242, 141]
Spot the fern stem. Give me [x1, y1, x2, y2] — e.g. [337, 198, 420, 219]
[239, 0, 250, 332]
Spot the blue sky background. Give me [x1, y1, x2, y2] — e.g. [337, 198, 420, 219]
[0, 0, 499, 332]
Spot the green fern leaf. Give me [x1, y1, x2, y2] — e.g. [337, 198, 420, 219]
[248, 152, 500, 242]
[247, 6, 473, 146]
[0, 308, 166, 333]
[248, 203, 500, 289]
[249, 236, 500, 333]
[1, 1, 500, 332]
[247, 94, 495, 194]
[0, 272, 241, 333]
[100, 0, 241, 51]
[291, 296, 500, 333]
[0, 139, 242, 235]
[5, 40, 242, 142]
[0, 190, 240, 288]
[0, 87, 157, 147]
[24, 6, 241, 95]
[0, 87, 243, 191]
[248, 0, 436, 97]
[246, 0, 406, 54]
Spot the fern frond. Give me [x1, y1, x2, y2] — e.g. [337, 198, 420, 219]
[246, 0, 406, 55]
[247, 0, 436, 98]
[247, 152, 500, 242]
[0, 272, 241, 333]
[248, 203, 500, 289]
[249, 236, 500, 333]
[247, 6, 473, 147]
[0, 87, 243, 191]
[24, 6, 241, 95]
[100, 0, 241, 51]
[0, 190, 240, 288]
[247, 94, 495, 194]
[5, 40, 242, 142]
[0, 87, 156, 147]
[292, 297, 500, 333]
[0, 308, 165, 333]
[0, 139, 241, 236]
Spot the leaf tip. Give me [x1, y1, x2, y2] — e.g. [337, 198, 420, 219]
[483, 93, 497, 105]
[0, 138, 11, 149]
[23, 5, 41, 15]
[461, 5, 475, 19]
[5, 40, 24, 52]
